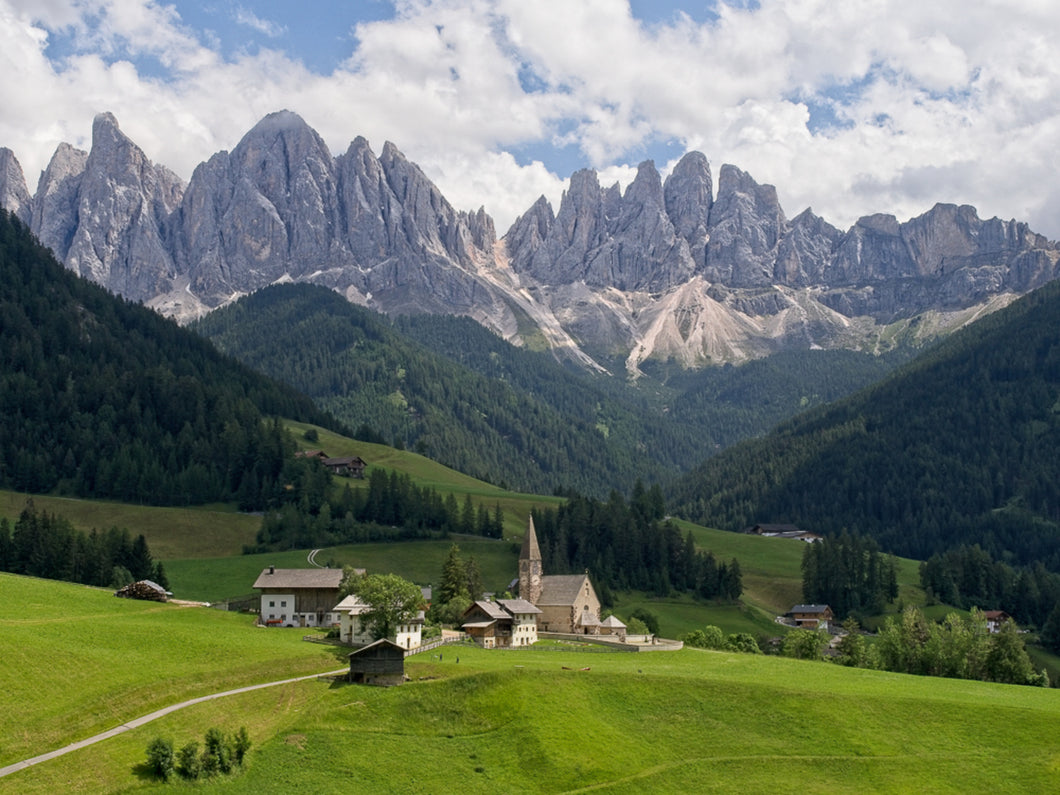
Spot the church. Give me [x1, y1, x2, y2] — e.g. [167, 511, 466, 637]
[518, 515, 603, 634]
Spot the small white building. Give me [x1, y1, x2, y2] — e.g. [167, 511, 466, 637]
[333, 594, 424, 650]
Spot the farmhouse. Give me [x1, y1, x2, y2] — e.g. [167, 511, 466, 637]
[788, 604, 834, 630]
[461, 598, 542, 648]
[746, 523, 822, 543]
[984, 610, 1013, 633]
[348, 638, 406, 686]
[253, 566, 344, 628]
[333, 593, 425, 650]
[322, 455, 367, 478]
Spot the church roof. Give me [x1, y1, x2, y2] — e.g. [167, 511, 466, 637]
[601, 615, 626, 628]
[521, 515, 541, 562]
[538, 574, 590, 606]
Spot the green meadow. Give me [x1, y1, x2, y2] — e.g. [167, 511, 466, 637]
[5, 573, 1060, 794]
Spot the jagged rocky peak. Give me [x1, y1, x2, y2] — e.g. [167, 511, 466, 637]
[705, 164, 787, 287]
[0, 148, 31, 222]
[504, 195, 554, 271]
[774, 207, 842, 286]
[585, 159, 695, 292]
[61, 112, 183, 293]
[31, 142, 89, 261]
[664, 151, 713, 270]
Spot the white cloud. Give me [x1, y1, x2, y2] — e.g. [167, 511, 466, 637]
[234, 6, 285, 38]
[0, 0, 1058, 238]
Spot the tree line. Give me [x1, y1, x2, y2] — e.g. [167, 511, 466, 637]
[801, 532, 899, 620]
[250, 465, 503, 552]
[919, 544, 1060, 629]
[0, 500, 166, 589]
[530, 483, 742, 603]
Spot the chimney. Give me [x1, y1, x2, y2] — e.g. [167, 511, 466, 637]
[269, 565, 275, 574]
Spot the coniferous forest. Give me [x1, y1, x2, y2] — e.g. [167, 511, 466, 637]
[193, 282, 902, 498]
[531, 485, 743, 605]
[0, 210, 341, 509]
[670, 279, 1060, 573]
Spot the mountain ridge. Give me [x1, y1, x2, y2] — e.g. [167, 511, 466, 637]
[1, 110, 1056, 372]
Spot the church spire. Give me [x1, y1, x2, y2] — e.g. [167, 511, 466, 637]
[521, 514, 541, 562]
[519, 515, 543, 604]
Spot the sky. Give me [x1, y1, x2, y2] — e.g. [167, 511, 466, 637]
[1, 0, 1058, 238]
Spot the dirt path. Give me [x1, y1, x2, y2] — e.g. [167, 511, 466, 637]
[0, 668, 346, 780]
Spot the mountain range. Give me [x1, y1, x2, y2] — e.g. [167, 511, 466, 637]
[2, 110, 1057, 373]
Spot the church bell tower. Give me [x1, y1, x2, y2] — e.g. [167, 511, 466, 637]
[519, 515, 543, 605]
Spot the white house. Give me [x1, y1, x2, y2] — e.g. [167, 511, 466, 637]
[253, 566, 344, 628]
[333, 594, 424, 650]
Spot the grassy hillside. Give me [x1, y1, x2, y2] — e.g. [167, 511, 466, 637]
[6, 573, 1060, 794]
[0, 573, 341, 769]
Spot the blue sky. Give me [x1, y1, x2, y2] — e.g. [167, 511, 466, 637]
[2, 0, 1058, 237]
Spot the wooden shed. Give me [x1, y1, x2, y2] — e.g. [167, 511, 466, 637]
[348, 638, 406, 686]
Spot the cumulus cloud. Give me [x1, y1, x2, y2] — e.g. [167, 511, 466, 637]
[0, 0, 1057, 238]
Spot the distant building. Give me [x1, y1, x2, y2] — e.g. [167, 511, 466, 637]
[983, 610, 1013, 634]
[322, 455, 367, 478]
[333, 593, 425, 650]
[788, 604, 834, 630]
[746, 524, 822, 543]
[253, 566, 344, 627]
[348, 639, 406, 686]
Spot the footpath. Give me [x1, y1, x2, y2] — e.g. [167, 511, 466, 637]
[0, 668, 346, 780]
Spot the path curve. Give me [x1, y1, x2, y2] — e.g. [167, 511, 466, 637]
[0, 667, 346, 780]
[307, 548, 323, 567]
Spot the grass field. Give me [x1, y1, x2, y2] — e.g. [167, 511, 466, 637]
[164, 535, 521, 604]
[6, 572, 1060, 794]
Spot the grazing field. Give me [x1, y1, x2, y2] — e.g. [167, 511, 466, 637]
[0, 573, 343, 770]
[0, 490, 260, 559]
[7, 573, 1060, 794]
[165, 535, 520, 604]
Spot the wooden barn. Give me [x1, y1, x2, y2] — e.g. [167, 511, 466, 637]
[348, 639, 406, 686]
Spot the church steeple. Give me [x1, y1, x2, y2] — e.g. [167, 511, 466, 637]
[519, 515, 543, 605]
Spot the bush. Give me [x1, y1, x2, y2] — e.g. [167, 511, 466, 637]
[145, 737, 174, 780]
[726, 632, 761, 654]
[203, 727, 232, 775]
[629, 608, 660, 636]
[177, 741, 201, 780]
[232, 726, 252, 765]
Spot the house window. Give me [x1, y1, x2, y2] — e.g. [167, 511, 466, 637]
[281, 600, 287, 607]
[269, 601, 275, 607]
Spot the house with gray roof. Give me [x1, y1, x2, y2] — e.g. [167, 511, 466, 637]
[461, 597, 542, 648]
[253, 566, 344, 628]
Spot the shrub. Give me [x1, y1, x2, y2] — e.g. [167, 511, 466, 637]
[177, 741, 201, 780]
[145, 737, 174, 780]
[726, 632, 761, 654]
[203, 727, 232, 775]
[232, 726, 252, 765]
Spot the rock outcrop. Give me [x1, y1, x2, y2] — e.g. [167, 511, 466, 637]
[2, 110, 1057, 372]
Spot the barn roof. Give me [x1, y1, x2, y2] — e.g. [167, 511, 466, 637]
[253, 567, 344, 590]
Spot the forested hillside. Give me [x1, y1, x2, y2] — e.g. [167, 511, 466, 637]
[194, 283, 902, 497]
[670, 278, 1060, 570]
[0, 210, 339, 508]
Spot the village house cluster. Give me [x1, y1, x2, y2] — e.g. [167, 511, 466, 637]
[251, 517, 629, 653]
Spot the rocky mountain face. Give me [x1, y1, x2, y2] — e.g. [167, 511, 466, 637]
[2, 111, 1057, 373]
